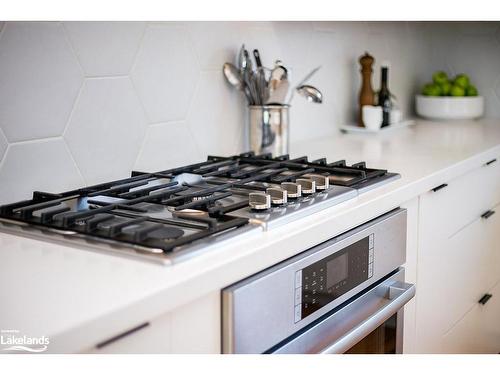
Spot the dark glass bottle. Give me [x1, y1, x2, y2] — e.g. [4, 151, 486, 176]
[378, 67, 391, 127]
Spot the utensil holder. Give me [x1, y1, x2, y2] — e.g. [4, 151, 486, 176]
[248, 105, 290, 156]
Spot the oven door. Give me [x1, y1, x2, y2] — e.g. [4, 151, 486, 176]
[270, 268, 415, 354]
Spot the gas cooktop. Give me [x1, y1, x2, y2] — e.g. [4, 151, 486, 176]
[0, 152, 399, 264]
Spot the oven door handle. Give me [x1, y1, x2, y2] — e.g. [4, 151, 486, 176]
[319, 281, 416, 354]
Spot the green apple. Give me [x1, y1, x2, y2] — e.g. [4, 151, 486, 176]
[440, 81, 452, 96]
[432, 71, 449, 85]
[422, 83, 442, 96]
[450, 85, 466, 97]
[454, 74, 470, 89]
[466, 85, 478, 96]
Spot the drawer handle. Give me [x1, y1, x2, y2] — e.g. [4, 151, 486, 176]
[485, 158, 497, 166]
[478, 294, 493, 305]
[481, 210, 496, 220]
[431, 183, 448, 192]
[96, 322, 150, 349]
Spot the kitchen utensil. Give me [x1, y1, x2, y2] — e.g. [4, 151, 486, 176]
[222, 62, 252, 103]
[238, 44, 249, 74]
[296, 85, 323, 104]
[266, 61, 289, 104]
[242, 49, 261, 105]
[269, 62, 288, 88]
[287, 66, 322, 103]
[253, 49, 268, 104]
[296, 65, 321, 87]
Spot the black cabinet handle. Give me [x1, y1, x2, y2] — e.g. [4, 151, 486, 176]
[481, 210, 496, 219]
[478, 294, 493, 305]
[431, 183, 448, 192]
[96, 322, 150, 349]
[485, 158, 497, 166]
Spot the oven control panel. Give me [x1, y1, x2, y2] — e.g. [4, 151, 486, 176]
[294, 234, 374, 322]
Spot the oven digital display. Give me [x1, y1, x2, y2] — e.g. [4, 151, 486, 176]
[326, 253, 348, 289]
[299, 236, 373, 320]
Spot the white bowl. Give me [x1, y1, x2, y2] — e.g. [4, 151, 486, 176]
[415, 95, 484, 120]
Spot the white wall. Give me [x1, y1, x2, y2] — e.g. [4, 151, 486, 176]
[0, 21, 499, 204]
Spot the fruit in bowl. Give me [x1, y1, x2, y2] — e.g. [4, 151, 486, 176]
[416, 71, 484, 120]
[421, 71, 478, 97]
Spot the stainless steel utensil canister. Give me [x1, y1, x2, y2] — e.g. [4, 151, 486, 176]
[248, 105, 289, 156]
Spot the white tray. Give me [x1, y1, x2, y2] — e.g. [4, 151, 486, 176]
[339, 120, 416, 134]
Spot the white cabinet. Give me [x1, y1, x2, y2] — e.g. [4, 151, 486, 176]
[441, 280, 500, 354]
[85, 291, 220, 354]
[415, 159, 500, 353]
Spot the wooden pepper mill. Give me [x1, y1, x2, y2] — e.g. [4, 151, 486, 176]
[358, 52, 375, 127]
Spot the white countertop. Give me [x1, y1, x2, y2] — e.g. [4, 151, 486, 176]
[2, 118, 500, 352]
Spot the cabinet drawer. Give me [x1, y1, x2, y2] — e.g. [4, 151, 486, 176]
[416, 200, 500, 353]
[420, 158, 500, 241]
[482, 157, 500, 207]
[476, 281, 500, 353]
[441, 281, 500, 353]
[480, 202, 500, 291]
[417, 215, 486, 342]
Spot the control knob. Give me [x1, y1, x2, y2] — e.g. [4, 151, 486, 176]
[249, 192, 271, 210]
[266, 187, 288, 205]
[296, 179, 316, 194]
[307, 174, 329, 190]
[281, 182, 302, 198]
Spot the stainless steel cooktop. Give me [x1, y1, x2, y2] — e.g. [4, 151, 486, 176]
[0, 152, 400, 265]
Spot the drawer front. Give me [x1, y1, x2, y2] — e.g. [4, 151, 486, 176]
[417, 215, 486, 343]
[482, 157, 500, 207]
[416, 201, 500, 353]
[476, 281, 500, 353]
[441, 303, 481, 353]
[481, 202, 500, 292]
[420, 157, 500, 242]
[441, 281, 500, 354]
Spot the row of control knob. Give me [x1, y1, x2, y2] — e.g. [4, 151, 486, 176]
[249, 175, 330, 210]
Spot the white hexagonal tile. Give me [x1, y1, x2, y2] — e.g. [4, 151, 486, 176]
[446, 35, 500, 106]
[134, 121, 203, 172]
[0, 139, 84, 204]
[0, 128, 7, 162]
[242, 25, 282, 69]
[188, 22, 247, 70]
[187, 71, 245, 156]
[64, 77, 148, 185]
[131, 24, 199, 123]
[271, 22, 313, 70]
[0, 22, 83, 142]
[64, 21, 146, 76]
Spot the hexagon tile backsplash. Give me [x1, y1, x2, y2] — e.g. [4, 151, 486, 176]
[0, 21, 500, 204]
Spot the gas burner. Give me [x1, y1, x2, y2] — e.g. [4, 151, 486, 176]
[0, 151, 400, 264]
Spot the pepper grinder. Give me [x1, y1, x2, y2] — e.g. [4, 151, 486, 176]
[358, 52, 375, 127]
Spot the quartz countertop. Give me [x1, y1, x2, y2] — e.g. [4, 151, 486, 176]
[2, 118, 500, 352]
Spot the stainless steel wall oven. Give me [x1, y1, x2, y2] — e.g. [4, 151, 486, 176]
[222, 208, 415, 353]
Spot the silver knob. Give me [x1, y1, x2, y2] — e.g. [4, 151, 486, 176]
[249, 192, 271, 210]
[296, 179, 316, 194]
[281, 182, 302, 198]
[308, 174, 329, 190]
[266, 187, 288, 205]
